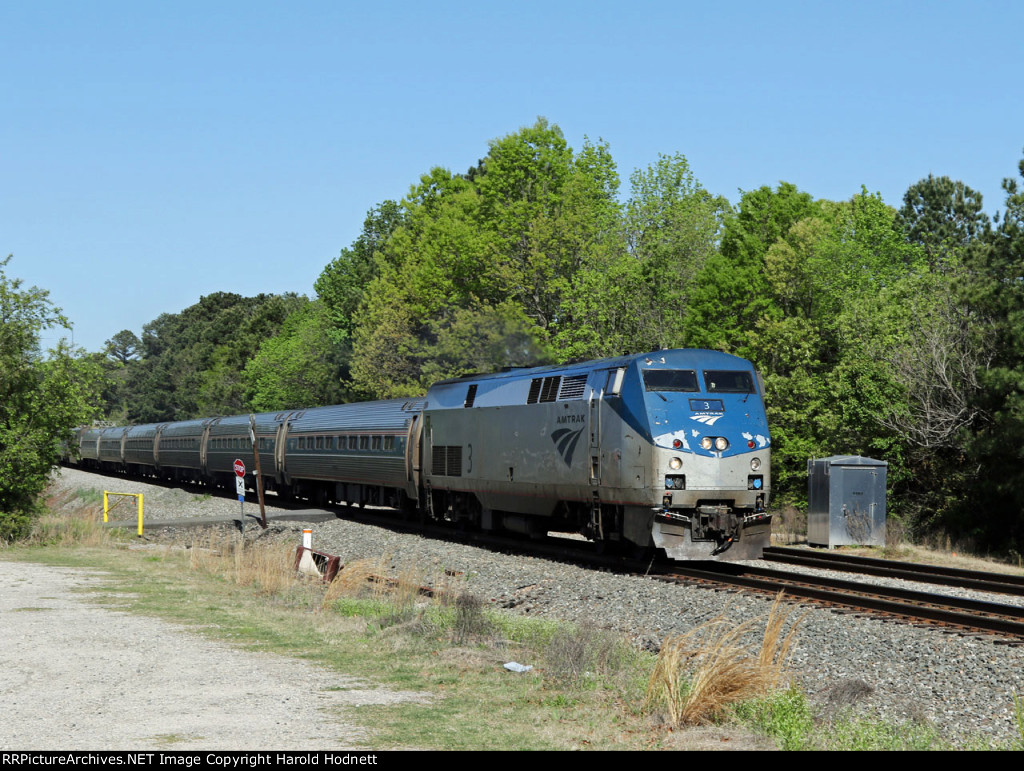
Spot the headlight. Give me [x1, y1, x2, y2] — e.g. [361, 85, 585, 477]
[714, 437, 729, 451]
[700, 436, 713, 450]
[668, 457, 683, 470]
[750, 457, 761, 471]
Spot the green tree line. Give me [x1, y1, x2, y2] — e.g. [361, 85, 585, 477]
[11, 119, 1024, 554]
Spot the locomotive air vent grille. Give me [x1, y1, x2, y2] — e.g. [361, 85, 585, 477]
[431, 445, 463, 476]
[526, 378, 542, 404]
[540, 376, 561, 402]
[558, 375, 588, 400]
[446, 445, 462, 476]
[432, 446, 446, 475]
[527, 376, 562, 404]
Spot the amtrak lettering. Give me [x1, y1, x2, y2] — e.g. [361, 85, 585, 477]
[556, 414, 586, 425]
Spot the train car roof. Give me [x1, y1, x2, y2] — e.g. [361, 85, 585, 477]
[286, 398, 426, 432]
[430, 348, 753, 386]
[425, 349, 758, 412]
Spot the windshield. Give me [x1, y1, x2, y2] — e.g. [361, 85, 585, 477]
[703, 370, 756, 394]
[642, 369, 699, 392]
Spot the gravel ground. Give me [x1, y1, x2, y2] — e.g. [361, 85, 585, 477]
[20, 468, 1024, 748]
[0, 560, 427, 750]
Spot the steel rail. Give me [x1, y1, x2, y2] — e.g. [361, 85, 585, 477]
[654, 563, 1024, 641]
[763, 546, 1024, 596]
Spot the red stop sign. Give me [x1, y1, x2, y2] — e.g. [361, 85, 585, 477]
[233, 459, 246, 477]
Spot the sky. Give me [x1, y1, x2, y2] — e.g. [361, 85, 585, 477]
[3, 1, 1022, 353]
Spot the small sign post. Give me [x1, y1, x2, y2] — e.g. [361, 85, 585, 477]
[234, 459, 246, 522]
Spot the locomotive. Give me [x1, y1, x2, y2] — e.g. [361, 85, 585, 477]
[71, 349, 772, 560]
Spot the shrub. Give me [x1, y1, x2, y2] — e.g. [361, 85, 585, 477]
[542, 622, 630, 689]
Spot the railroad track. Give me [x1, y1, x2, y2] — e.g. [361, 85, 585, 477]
[763, 545, 1024, 596]
[652, 561, 1024, 642]
[77, 467, 1024, 641]
[426, 535, 1024, 643]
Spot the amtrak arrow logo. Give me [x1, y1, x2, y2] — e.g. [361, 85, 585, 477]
[551, 426, 585, 466]
[690, 414, 724, 426]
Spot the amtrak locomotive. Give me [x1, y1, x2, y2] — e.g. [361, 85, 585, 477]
[70, 349, 772, 560]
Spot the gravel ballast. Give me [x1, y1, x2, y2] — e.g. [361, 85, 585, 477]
[13, 468, 1024, 748]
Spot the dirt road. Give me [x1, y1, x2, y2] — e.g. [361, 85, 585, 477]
[0, 560, 420, 750]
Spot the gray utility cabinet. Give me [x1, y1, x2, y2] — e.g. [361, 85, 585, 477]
[807, 455, 887, 547]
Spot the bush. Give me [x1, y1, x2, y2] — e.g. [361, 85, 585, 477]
[542, 622, 631, 689]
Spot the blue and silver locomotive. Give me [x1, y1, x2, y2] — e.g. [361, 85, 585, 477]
[423, 348, 771, 559]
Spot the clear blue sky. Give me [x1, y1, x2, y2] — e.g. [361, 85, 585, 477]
[3, 1, 1021, 352]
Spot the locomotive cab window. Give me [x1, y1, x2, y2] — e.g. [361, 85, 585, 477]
[703, 370, 756, 394]
[642, 369, 699, 392]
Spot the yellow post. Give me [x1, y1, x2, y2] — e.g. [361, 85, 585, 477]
[102, 492, 144, 536]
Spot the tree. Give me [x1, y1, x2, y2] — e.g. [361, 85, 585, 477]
[955, 152, 1024, 550]
[870, 272, 992, 450]
[474, 118, 580, 329]
[121, 292, 306, 422]
[104, 330, 141, 364]
[683, 185, 931, 508]
[244, 300, 349, 410]
[623, 153, 731, 349]
[683, 182, 819, 356]
[315, 200, 404, 345]
[553, 152, 727, 360]
[0, 256, 103, 539]
[347, 120, 614, 396]
[897, 174, 990, 270]
[417, 302, 554, 385]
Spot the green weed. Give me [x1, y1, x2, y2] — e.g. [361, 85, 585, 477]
[822, 714, 946, 751]
[75, 488, 104, 506]
[732, 685, 815, 750]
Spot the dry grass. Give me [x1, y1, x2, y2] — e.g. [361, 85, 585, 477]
[235, 539, 301, 595]
[187, 530, 305, 596]
[323, 553, 442, 630]
[323, 556, 385, 605]
[28, 488, 115, 547]
[771, 506, 807, 546]
[384, 558, 430, 609]
[757, 592, 805, 688]
[645, 592, 804, 726]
